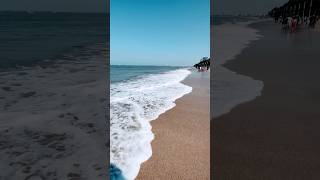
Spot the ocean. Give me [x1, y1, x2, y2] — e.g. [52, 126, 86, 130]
[110, 65, 192, 179]
[110, 65, 183, 83]
[0, 11, 108, 70]
[211, 15, 257, 25]
[0, 11, 109, 179]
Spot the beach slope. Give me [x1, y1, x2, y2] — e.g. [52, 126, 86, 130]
[213, 20, 320, 179]
[138, 70, 210, 179]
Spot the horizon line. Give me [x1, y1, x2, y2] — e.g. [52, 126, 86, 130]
[0, 10, 109, 14]
[110, 64, 191, 67]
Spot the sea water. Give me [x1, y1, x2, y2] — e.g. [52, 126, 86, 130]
[211, 15, 257, 25]
[0, 11, 108, 70]
[0, 11, 109, 179]
[110, 65, 192, 180]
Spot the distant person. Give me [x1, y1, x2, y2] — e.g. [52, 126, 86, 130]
[305, 16, 309, 26]
[298, 16, 302, 25]
[291, 17, 297, 33]
[309, 15, 317, 28]
[308, 16, 313, 28]
[282, 17, 289, 30]
[274, 15, 279, 23]
[288, 16, 292, 30]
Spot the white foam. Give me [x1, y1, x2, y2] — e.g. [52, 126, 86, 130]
[0, 43, 108, 180]
[212, 20, 265, 118]
[110, 68, 192, 180]
[213, 21, 262, 65]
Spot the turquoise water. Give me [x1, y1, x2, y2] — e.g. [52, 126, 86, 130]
[110, 65, 183, 83]
[110, 164, 126, 180]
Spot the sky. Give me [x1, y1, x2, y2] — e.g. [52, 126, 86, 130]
[0, 0, 108, 13]
[212, 0, 288, 15]
[111, 0, 210, 66]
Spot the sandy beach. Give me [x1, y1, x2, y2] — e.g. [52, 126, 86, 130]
[137, 70, 210, 179]
[213, 20, 320, 179]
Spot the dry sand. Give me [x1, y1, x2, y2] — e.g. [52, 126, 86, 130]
[137, 70, 210, 180]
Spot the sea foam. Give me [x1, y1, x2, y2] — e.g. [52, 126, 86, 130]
[212, 20, 264, 118]
[110, 68, 192, 180]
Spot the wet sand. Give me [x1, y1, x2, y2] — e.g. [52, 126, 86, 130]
[212, 20, 320, 179]
[211, 20, 264, 118]
[137, 70, 210, 179]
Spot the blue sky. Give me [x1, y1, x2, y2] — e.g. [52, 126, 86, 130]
[111, 0, 209, 66]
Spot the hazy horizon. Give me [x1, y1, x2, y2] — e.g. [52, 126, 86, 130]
[0, 0, 109, 13]
[0, 10, 108, 14]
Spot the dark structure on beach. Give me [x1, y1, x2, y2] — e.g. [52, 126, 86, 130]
[269, 0, 320, 18]
[194, 57, 210, 70]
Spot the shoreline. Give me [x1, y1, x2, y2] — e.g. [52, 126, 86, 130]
[110, 68, 193, 180]
[213, 20, 320, 179]
[137, 69, 210, 179]
[211, 19, 265, 118]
